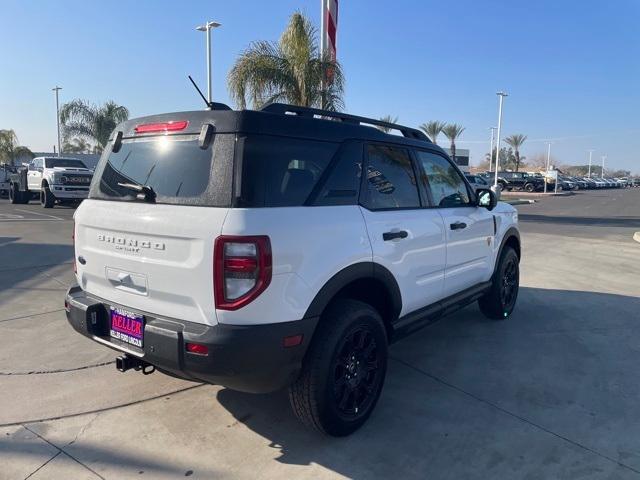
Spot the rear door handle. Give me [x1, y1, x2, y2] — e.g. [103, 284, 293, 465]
[450, 221, 467, 230]
[383, 230, 408, 241]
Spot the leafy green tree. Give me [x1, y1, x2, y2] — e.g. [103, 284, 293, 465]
[504, 134, 527, 171]
[62, 137, 91, 154]
[442, 123, 465, 162]
[0, 130, 33, 165]
[419, 121, 445, 144]
[60, 100, 129, 153]
[228, 12, 345, 110]
[377, 115, 398, 133]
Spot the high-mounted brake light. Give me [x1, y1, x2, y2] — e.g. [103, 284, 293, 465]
[134, 120, 189, 134]
[214, 236, 272, 310]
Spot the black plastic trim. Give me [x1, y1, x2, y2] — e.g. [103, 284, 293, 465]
[303, 262, 402, 321]
[391, 281, 492, 341]
[65, 286, 319, 394]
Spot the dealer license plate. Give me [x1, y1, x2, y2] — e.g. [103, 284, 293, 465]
[110, 307, 144, 348]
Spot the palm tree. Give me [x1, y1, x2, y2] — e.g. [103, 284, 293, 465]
[0, 130, 33, 165]
[419, 121, 445, 144]
[377, 115, 398, 133]
[60, 100, 129, 153]
[504, 134, 528, 171]
[62, 137, 91, 154]
[228, 12, 345, 111]
[442, 123, 465, 162]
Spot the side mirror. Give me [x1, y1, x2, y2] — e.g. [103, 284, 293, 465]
[476, 188, 498, 211]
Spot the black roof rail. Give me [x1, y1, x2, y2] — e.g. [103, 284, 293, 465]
[261, 103, 430, 142]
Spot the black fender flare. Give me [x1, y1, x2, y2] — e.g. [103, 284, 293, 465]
[495, 227, 521, 273]
[303, 262, 402, 321]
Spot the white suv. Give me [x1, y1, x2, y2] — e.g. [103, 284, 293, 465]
[66, 104, 520, 436]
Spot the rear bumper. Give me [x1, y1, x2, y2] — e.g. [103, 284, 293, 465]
[65, 285, 318, 393]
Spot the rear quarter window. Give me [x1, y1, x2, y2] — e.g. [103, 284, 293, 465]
[236, 135, 339, 207]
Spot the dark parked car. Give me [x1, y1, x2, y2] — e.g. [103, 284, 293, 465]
[491, 171, 544, 192]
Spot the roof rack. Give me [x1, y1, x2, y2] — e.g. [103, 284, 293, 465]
[261, 103, 430, 142]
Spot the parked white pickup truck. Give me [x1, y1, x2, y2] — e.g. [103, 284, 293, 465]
[8, 156, 93, 207]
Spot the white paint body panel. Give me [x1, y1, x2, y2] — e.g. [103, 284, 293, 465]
[217, 206, 372, 325]
[359, 207, 446, 316]
[74, 199, 228, 326]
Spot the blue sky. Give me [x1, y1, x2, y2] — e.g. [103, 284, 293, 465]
[1, 0, 638, 172]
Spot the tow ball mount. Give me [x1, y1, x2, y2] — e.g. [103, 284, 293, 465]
[115, 355, 155, 375]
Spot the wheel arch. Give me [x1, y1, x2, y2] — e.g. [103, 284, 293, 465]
[303, 262, 402, 338]
[497, 227, 521, 264]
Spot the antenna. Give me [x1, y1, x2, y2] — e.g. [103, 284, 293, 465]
[188, 75, 212, 109]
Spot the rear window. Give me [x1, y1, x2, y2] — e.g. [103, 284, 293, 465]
[45, 158, 87, 169]
[237, 135, 339, 207]
[89, 134, 234, 207]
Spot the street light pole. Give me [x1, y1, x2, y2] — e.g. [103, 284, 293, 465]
[52, 86, 62, 156]
[488, 127, 496, 172]
[493, 92, 508, 191]
[195, 21, 221, 104]
[601, 155, 606, 177]
[587, 149, 594, 177]
[544, 142, 551, 194]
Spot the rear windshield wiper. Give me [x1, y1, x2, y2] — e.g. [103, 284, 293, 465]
[117, 182, 156, 203]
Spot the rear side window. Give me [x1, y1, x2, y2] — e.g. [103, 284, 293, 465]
[361, 144, 420, 210]
[237, 135, 338, 207]
[90, 134, 234, 206]
[312, 142, 362, 206]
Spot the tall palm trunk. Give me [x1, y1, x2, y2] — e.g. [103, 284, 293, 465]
[450, 140, 456, 163]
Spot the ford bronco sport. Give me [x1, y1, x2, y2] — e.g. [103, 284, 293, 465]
[65, 103, 520, 436]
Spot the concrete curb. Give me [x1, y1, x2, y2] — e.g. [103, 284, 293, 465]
[505, 199, 536, 206]
[634, 232, 640, 244]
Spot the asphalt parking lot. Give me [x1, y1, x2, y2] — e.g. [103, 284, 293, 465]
[1, 189, 639, 480]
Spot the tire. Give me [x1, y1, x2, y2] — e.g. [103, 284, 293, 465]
[524, 183, 535, 193]
[9, 183, 27, 204]
[289, 299, 388, 436]
[40, 184, 55, 208]
[478, 246, 520, 320]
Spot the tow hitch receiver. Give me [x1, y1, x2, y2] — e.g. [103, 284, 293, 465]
[116, 355, 155, 375]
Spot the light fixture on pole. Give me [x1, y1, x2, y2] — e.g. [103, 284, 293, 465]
[195, 21, 221, 104]
[587, 149, 594, 177]
[544, 142, 552, 194]
[492, 92, 508, 191]
[52, 86, 62, 156]
[488, 127, 497, 172]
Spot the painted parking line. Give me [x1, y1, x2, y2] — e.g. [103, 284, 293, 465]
[14, 209, 65, 221]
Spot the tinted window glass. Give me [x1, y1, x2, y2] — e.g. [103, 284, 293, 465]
[362, 145, 420, 210]
[93, 136, 215, 204]
[416, 151, 470, 207]
[239, 136, 338, 207]
[45, 158, 87, 169]
[313, 142, 362, 206]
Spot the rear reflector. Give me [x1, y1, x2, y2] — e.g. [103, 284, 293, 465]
[283, 334, 303, 348]
[186, 343, 209, 355]
[134, 120, 189, 134]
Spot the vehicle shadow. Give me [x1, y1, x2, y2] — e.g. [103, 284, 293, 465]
[214, 287, 640, 478]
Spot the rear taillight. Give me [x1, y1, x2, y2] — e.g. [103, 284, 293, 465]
[214, 236, 272, 310]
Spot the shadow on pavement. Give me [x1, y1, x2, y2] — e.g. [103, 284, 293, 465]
[518, 214, 640, 228]
[214, 287, 640, 478]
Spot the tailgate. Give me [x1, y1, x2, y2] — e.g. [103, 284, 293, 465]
[74, 199, 228, 326]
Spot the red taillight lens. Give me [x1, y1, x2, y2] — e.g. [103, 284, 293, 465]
[186, 343, 209, 355]
[214, 236, 272, 310]
[134, 120, 189, 134]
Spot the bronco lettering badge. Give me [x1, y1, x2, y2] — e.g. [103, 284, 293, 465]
[97, 234, 165, 253]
